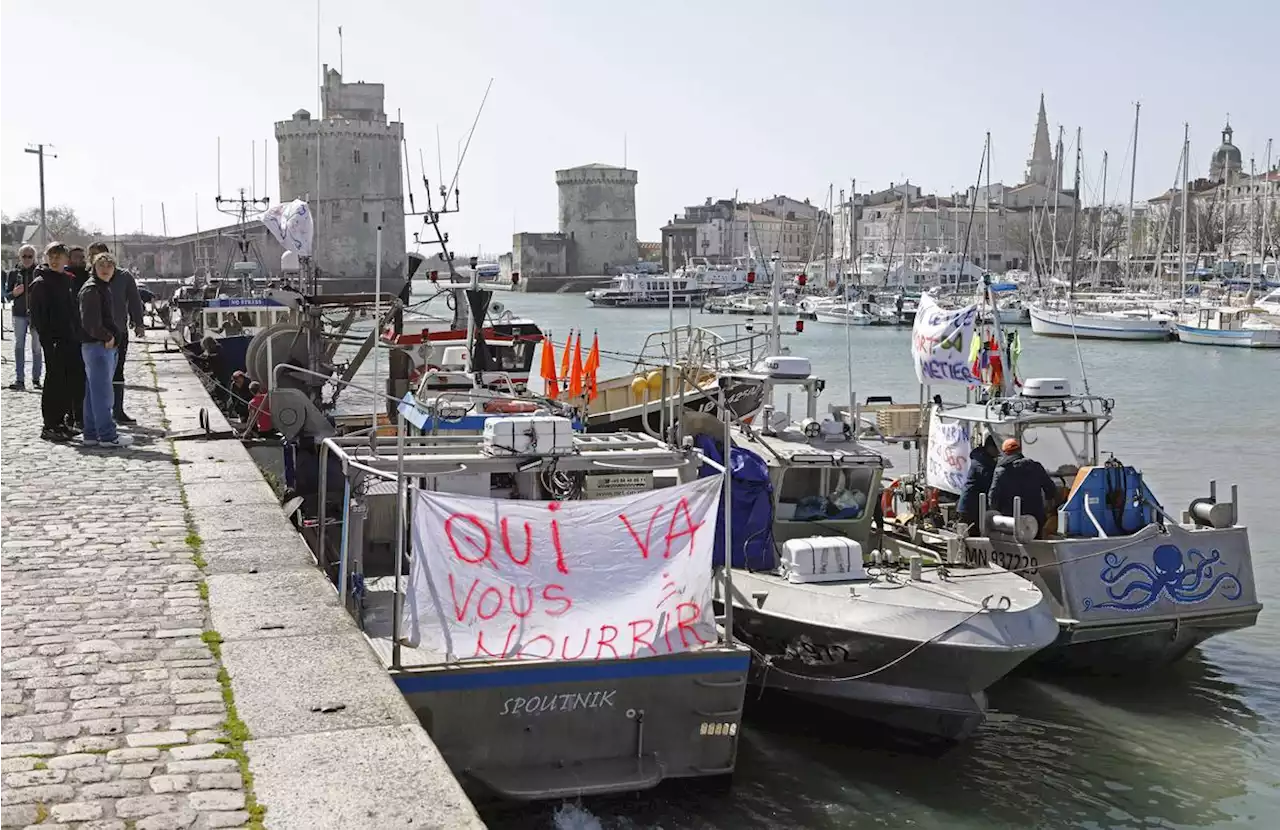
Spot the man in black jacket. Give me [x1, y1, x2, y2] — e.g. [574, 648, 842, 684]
[87, 242, 144, 423]
[4, 244, 43, 389]
[956, 435, 1000, 531]
[27, 242, 81, 441]
[989, 438, 1059, 538]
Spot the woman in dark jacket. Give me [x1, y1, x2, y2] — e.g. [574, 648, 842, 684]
[78, 253, 132, 448]
[956, 435, 999, 529]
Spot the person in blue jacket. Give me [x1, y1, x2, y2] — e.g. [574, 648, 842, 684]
[957, 434, 999, 531]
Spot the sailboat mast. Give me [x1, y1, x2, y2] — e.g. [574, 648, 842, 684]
[1265, 139, 1274, 264]
[1067, 128, 1083, 302]
[1126, 102, 1140, 285]
[1051, 125, 1065, 272]
[1097, 150, 1108, 283]
[850, 178, 859, 288]
[1179, 123, 1190, 303]
[984, 131, 991, 273]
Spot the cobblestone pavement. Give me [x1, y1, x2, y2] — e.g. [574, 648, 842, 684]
[2, 341, 253, 829]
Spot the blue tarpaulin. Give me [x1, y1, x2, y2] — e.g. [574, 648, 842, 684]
[695, 435, 776, 570]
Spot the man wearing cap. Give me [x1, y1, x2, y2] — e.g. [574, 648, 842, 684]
[988, 437, 1059, 538]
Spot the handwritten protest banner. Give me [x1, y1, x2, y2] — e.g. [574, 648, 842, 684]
[911, 294, 979, 387]
[926, 413, 972, 495]
[400, 475, 724, 662]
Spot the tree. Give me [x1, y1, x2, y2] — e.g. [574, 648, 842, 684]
[1081, 206, 1128, 258]
[1187, 189, 1246, 255]
[9, 205, 100, 245]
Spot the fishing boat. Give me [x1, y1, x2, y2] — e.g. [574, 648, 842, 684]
[865, 281, 1261, 672]
[579, 322, 784, 434]
[1175, 305, 1280, 348]
[695, 360, 1058, 742]
[307, 424, 751, 802]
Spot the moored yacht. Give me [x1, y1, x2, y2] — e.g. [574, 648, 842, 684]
[585, 272, 711, 308]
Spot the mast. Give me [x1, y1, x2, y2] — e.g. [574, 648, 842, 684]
[984, 131, 991, 274]
[1179, 123, 1190, 304]
[850, 178, 859, 288]
[1265, 139, 1274, 265]
[1067, 128, 1083, 304]
[1126, 102, 1140, 285]
[1097, 150, 1108, 284]
[1051, 125, 1065, 272]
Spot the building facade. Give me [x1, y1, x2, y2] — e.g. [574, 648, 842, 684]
[275, 66, 406, 282]
[659, 194, 831, 271]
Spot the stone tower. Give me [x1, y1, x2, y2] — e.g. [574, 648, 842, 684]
[275, 66, 405, 284]
[1209, 121, 1242, 183]
[556, 164, 638, 275]
[1024, 94, 1054, 188]
[1026, 94, 1056, 188]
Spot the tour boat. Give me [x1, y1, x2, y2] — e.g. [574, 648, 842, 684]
[585, 273, 711, 308]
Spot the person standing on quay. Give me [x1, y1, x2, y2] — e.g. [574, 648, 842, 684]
[27, 242, 81, 441]
[77, 252, 132, 448]
[4, 244, 43, 389]
[88, 242, 144, 423]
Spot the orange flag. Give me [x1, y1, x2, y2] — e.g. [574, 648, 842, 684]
[540, 332, 559, 399]
[583, 331, 601, 401]
[568, 331, 585, 399]
[559, 327, 573, 382]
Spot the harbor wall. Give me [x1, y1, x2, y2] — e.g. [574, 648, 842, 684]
[150, 344, 483, 829]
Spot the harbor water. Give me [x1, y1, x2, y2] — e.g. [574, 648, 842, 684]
[372, 289, 1279, 830]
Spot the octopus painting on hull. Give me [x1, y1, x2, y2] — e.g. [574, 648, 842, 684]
[1083, 544, 1244, 612]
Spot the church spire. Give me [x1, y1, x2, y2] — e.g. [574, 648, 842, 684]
[1027, 93, 1055, 187]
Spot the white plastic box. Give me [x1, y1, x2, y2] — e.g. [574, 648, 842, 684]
[482, 416, 576, 457]
[780, 536, 866, 583]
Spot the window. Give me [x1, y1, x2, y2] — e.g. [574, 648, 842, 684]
[363, 212, 369, 223]
[354, 149, 361, 164]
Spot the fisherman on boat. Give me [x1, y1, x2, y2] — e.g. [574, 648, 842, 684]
[956, 434, 1000, 534]
[989, 438, 1058, 538]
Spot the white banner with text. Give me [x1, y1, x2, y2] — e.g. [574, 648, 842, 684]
[400, 476, 724, 662]
[911, 295, 980, 387]
[926, 413, 973, 495]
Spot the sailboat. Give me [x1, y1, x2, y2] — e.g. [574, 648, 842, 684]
[1030, 117, 1176, 341]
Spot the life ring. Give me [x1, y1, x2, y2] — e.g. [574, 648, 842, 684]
[881, 479, 901, 519]
[483, 399, 538, 414]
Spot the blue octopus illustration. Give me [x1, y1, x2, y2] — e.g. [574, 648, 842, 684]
[1083, 544, 1243, 612]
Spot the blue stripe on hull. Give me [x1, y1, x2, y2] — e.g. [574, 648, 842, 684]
[1176, 325, 1280, 348]
[394, 652, 751, 693]
[1031, 317, 1171, 339]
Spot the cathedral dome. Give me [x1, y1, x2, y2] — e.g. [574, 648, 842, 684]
[1210, 122, 1242, 182]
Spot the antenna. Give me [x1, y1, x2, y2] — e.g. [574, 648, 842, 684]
[252, 140, 257, 201]
[216, 137, 222, 198]
[436, 125, 443, 188]
[338, 25, 344, 76]
[444, 78, 494, 207]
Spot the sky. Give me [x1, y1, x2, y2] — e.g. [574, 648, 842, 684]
[2, 0, 1277, 255]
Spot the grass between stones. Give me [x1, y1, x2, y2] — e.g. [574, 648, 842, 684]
[148, 351, 266, 829]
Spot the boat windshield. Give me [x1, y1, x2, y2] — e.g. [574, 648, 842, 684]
[988, 419, 1096, 477]
[775, 465, 876, 522]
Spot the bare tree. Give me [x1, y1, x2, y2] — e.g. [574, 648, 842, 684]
[1081, 206, 1127, 258]
[1188, 189, 1246, 254]
[10, 205, 100, 245]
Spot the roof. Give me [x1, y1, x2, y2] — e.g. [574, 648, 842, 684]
[560, 163, 633, 172]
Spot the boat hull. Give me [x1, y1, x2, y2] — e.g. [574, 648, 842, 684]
[717, 569, 1058, 742]
[585, 377, 767, 434]
[957, 522, 1262, 672]
[391, 648, 750, 801]
[1029, 306, 1174, 340]
[1175, 324, 1280, 348]
[814, 309, 872, 326]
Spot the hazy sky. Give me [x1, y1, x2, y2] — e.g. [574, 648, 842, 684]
[3, 0, 1277, 254]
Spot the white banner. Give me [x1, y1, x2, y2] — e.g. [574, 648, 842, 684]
[261, 199, 315, 257]
[911, 294, 980, 387]
[926, 413, 972, 495]
[400, 476, 724, 662]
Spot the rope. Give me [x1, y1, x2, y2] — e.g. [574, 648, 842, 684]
[749, 596, 1004, 686]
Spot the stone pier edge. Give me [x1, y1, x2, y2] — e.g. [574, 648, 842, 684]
[145, 354, 266, 828]
[145, 341, 484, 830]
